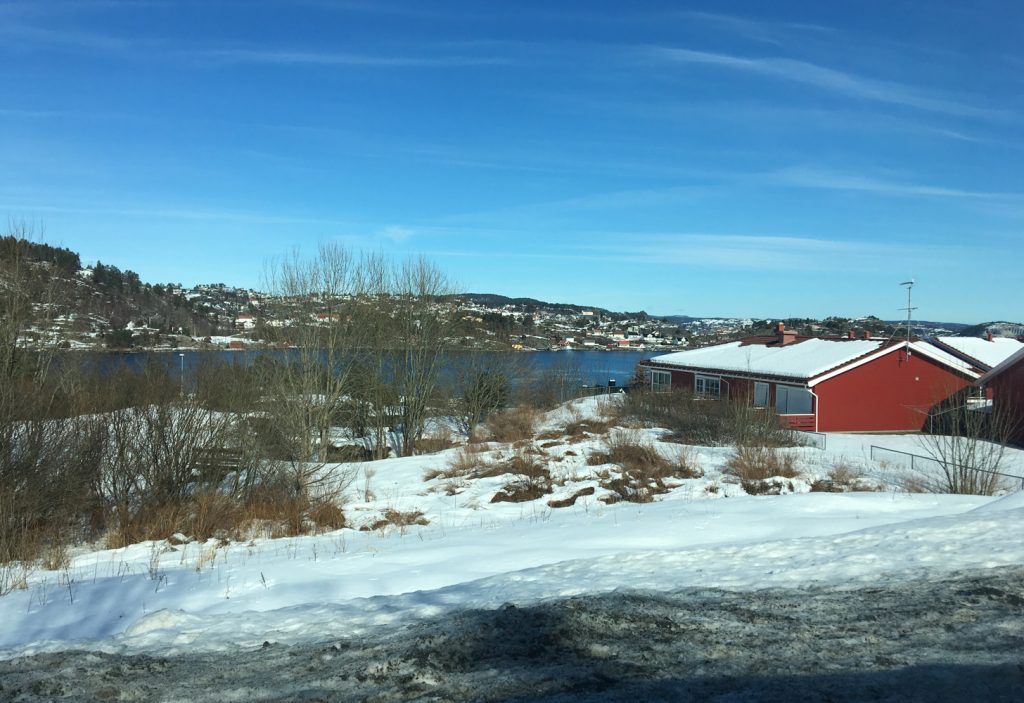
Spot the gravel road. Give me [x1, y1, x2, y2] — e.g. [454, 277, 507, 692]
[2, 567, 1022, 702]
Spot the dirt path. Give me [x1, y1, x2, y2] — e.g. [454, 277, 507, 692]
[2, 567, 1023, 702]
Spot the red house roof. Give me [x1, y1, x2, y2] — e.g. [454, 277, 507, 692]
[646, 334, 978, 386]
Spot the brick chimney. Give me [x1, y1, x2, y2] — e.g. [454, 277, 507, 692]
[986, 330, 994, 342]
[862, 330, 871, 340]
[847, 330, 855, 339]
[775, 322, 797, 346]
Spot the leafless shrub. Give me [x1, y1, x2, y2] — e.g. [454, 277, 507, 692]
[918, 395, 1018, 496]
[415, 426, 457, 455]
[617, 389, 800, 447]
[742, 477, 797, 495]
[490, 448, 552, 503]
[725, 445, 801, 483]
[811, 458, 868, 493]
[485, 405, 539, 444]
[590, 429, 701, 503]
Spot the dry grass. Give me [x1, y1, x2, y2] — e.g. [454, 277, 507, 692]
[415, 426, 457, 455]
[103, 484, 348, 548]
[724, 445, 801, 482]
[484, 405, 540, 443]
[490, 448, 553, 503]
[560, 406, 616, 442]
[810, 458, 870, 493]
[363, 508, 429, 533]
[547, 486, 596, 509]
[589, 429, 702, 503]
[490, 479, 551, 503]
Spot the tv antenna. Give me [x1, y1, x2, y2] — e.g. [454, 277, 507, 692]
[900, 279, 917, 355]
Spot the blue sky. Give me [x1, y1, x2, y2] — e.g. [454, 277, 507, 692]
[1, 0, 1021, 322]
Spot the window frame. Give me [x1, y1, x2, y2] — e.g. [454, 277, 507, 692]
[753, 381, 769, 408]
[775, 384, 813, 415]
[694, 374, 722, 400]
[650, 369, 672, 393]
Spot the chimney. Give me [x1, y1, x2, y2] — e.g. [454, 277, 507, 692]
[775, 321, 796, 345]
[862, 330, 871, 340]
[847, 330, 855, 340]
[986, 330, 994, 342]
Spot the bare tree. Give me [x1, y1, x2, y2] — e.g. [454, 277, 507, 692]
[256, 244, 377, 491]
[388, 257, 455, 455]
[450, 351, 515, 435]
[918, 389, 1019, 495]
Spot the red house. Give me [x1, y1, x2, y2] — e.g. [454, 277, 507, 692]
[978, 347, 1024, 447]
[642, 323, 981, 433]
[928, 334, 1024, 373]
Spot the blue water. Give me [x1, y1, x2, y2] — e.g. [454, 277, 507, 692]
[77, 349, 655, 388]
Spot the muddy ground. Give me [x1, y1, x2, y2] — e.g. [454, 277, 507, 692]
[2, 567, 1023, 702]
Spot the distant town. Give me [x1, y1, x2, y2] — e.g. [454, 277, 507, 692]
[6, 236, 1017, 353]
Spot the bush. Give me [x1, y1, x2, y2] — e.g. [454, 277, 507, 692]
[485, 405, 540, 443]
[589, 429, 702, 503]
[725, 445, 801, 486]
[490, 448, 552, 503]
[616, 389, 800, 448]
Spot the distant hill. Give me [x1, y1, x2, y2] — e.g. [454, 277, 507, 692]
[1, 236, 256, 348]
[458, 293, 649, 320]
[956, 321, 1024, 338]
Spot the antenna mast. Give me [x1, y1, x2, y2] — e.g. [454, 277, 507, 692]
[899, 279, 917, 354]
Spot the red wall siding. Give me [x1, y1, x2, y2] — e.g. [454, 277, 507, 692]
[991, 360, 1024, 446]
[815, 350, 970, 432]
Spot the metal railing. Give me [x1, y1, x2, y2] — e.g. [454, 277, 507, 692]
[796, 431, 827, 450]
[869, 445, 1024, 491]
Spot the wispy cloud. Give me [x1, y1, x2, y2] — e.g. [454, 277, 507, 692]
[378, 225, 416, 243]
[0, 201, 364, 227]
[768, 166, 1024, 202]
[421, 232, 969, 274]
[674, 11, 835, 47]
[195, 47, 512, 68]
[649, 47, 1001, 120]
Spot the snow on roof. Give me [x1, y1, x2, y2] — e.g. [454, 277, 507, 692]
[979, 345, 1024, 385]
[932, 336, 1024, 370]
[908, 341, 978, 377]
[648, 338, 885, 380]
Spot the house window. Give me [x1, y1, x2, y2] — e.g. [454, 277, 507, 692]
[651, 370, 672, 392]
[776, 385, 813, 414]
[695, 375, 721, 400]
[753, 382, 769, 408]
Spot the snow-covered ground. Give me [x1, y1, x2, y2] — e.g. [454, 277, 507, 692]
[2, 396, 1023, 664]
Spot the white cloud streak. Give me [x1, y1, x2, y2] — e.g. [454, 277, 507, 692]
[649, 47, 1001, 120]
[769, 167, 1024, 202]
[195, 48, 512, 68]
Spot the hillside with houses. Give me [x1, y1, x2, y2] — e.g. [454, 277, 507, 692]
[0, 237, 1006, 354]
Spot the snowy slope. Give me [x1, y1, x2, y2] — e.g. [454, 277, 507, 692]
[1, 397, 1023, 660]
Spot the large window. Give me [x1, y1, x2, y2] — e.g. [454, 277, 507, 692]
[651, 370, 672, 392]
[776, 385, 813, 414]
[695, 375, 721, 400]
[753, 382, 769, 408]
